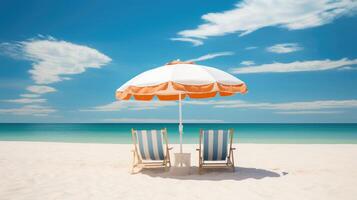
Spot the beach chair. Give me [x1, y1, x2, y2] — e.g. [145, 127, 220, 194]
[196, 129, 236, 173]
[131, 128, 172, 173]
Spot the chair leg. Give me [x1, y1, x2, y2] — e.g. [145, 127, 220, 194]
[163, 153, 170, 171]
[164, 162, 168, 171]
[131, 150, 145, 174]
[167, 153, 171, 168]
[131, 151, 137, 174]
[198, 158, 203, 175]
[231, 150, 235, 172]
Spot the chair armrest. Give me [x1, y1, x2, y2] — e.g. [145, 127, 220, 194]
[168, 147, 173, 150]
[196, 148, 200, 151]
[231, 147, 236, 150]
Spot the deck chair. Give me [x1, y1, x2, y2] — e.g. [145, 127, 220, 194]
[196, 129, 236, 173]
[131, 128, 172, 173]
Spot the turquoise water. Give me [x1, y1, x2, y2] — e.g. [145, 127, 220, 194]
[0, 123, 357, 144]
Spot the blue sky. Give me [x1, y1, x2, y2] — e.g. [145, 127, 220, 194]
[0, 0, 357, 123]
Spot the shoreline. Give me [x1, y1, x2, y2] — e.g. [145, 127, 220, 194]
[1, 140, 357, 145]
[3, 140, 357, 144]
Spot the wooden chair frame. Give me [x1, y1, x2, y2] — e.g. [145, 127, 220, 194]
[196, 128, 236, 173]
[131, 128, 172, 173]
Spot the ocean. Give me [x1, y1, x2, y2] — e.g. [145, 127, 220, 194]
[1, 123, 357, 144]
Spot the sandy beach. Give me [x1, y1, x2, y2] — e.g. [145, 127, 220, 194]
[0, 141, 357, 200]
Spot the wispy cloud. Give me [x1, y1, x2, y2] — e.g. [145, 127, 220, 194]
[103, 118, 224, 123]
[240, 60, 255, 66]
[0, 42, 24, 59]
[82, 99, 357, 116]
[170, 37, 203, 46]
[266, 43, 303, 54]
[81, 101, 176, 112]
[0, 105, 56, 116]
[3, 98, 46, 104]
[276, 110, 343, 115]
[26, 85, 56, 94]
[188, 51, 234, 62]
[245, 46, 257, 50]
[339, 66, 357, 71]
[230, 58, 357, 74]
[174, 0, 357, 44]
[20, 94, 41, 98]
[186, 99, 357, 114]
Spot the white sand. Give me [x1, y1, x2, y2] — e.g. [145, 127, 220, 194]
[0, 142, 357, 200]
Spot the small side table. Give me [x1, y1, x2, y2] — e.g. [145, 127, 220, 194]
[171, 153, 191, 175]
[174, 153, 191, 167]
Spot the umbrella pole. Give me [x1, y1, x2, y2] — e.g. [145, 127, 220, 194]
[179, 93, 183, 154]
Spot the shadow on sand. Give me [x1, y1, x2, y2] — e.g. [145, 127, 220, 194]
[139, 166, 285, 181]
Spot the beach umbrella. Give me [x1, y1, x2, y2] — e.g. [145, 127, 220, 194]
[116, 60, 247, 153]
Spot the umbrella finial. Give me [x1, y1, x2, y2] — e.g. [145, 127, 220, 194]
[166, 59, 195, 65]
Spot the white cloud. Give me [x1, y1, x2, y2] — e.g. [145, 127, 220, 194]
[1, 37, 112, 84]
[240, 60, 255, 66]
[3, 98, 46, 104]
[0, 42, 24, 59]
[339, 66, 356, 70]
[83, 99, 357, 116]
[245, 46, 257, 50]
[24, 39, 111, 84]
[175, 0, 357, 43]
[276, 110, 343, 114]
[81, 101, 176, 112]
[0, 105, 56, 116]
[27, 85, 56, 94]
[230, 58, 357, 74]
[20, 94, 41, 98]
[0, 37, 111, 117]
[186, 99, 357, 112]
[188, 52, 234, 62]
[170, 37, 203, 46]
[103, 118, 224, 123]
[266, 43, 303, 53]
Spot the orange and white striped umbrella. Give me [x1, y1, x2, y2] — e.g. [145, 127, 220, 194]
[116, 60, 247, 101]
[115, 60, 247, 153]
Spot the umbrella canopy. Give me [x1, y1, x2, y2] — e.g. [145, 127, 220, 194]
[116, 60, 247, 153]
[116, 60, 247, 101]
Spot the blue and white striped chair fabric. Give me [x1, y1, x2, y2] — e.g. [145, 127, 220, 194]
[135, 129, 165, 160]
[202, 130, 231, 161]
